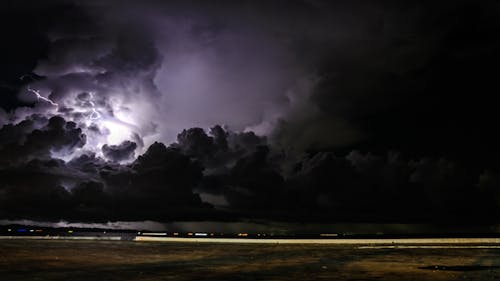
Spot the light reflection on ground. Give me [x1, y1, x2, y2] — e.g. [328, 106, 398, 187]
[1, 240, 500, 280]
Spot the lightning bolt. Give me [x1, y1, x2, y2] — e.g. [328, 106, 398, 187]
[26, 85, 59, 107]
[88, 92, 101, 120]
[20, 75, 58, 107]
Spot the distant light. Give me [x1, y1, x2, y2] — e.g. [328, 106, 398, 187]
[320, 233, 338, 237]
[187, 232, 193, 236]
[29, 229, 34, 232]
[173, 232, 179, 236]
[194, 233, 208, 237]
[17, 229, 27, 233]
[7, 229, 11, 232]
[142, 232, 167, 236]
[35, 230, 43, 232]
[238, 233, 248, 237]
[137, 232, 141, 235]
[68, 230, 73, 234]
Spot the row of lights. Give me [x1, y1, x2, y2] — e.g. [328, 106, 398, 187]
[137, 232, 270, 237]
[6, 229, 74, 234]
[6, 229, 339, 237]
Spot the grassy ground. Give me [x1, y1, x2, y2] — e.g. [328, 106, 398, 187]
[1, 239, 500, 280]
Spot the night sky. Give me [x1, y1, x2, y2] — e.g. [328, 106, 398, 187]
[1, 0, 500, 227]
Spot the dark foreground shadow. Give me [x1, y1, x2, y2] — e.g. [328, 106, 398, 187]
[419, 265, 500, 271]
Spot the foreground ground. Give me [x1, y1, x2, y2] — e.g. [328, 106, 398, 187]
[1, 240, 500, 280]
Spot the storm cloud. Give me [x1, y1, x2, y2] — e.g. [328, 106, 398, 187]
[102, 141, 137, 162]
[1, 0, 500, 225]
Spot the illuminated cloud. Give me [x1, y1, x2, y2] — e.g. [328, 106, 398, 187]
[1, 0, 500, 225]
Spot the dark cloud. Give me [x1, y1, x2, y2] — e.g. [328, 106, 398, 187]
[0, 116, 85, 165]
[171, 126, 268, 174]
[0, 160, 73, 220]
[0, 139, 215, 221]
[291, 1, 500, 165]
[1, 0, 500, 225]
[0, 121, 498, 223]
[3, 1, 500, 157]
[97, 142, 216, 220]
[197, 147, 498, 223]
[175, 128, 216, 161]
[102, 140, 137, 162]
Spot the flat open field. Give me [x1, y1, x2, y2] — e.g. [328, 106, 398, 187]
[2, 240, 500, 280]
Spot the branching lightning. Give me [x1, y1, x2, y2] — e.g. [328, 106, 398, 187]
[26, 85, 59, 107]
[19, 76, 140, 155]
[88, 92, 101, 120]
[20, 75, 58, 107]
